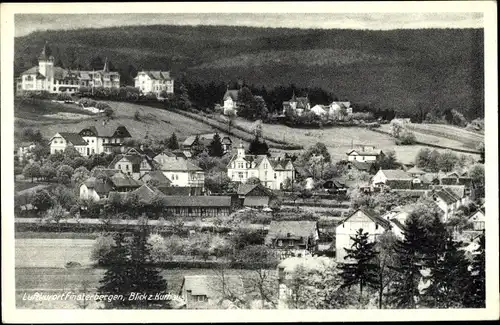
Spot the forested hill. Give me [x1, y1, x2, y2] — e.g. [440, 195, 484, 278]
[14, 25, 484, 119]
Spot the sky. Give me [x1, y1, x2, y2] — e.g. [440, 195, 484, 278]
[14, 12, 483, 37]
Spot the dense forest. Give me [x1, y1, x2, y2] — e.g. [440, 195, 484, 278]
[14, 25, 484, 120]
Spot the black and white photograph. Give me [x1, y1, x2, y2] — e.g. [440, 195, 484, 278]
[1, 1, 498, 322]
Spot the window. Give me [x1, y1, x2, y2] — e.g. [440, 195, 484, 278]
[196, 295, 207, 302]
[188, 207, 193, 214]
[289, 240, 294, 247]
[274, 173, 277, 179]
[265, 171, 268, 178]
[277, 240, 283, 247]
[118, 164, 121, 169]
[238, 172, 243, 179]
[126, 165, 129, 170]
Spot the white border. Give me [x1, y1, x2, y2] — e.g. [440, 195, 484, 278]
[1, 2, 498, 323]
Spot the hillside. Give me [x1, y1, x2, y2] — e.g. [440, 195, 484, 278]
[14, 25, 484, 119]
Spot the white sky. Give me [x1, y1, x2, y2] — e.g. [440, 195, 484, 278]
[15, 12, 484, 37]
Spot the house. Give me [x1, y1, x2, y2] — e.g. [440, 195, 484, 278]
[79, 173, 142, 201]
[346, 145, 384, 162]
[49, 132, 88, 155]
[78, 124, 132, 156]
[328, 101, 353, 120]
[227, 143, 295, 190]
[222, 89, 239, 114]
[407, 166, 425, 178]
[371, 169, 415, 189]
[346, 160, 377, 174]
[468, 207, 485, 231]
[282, 92, 310, 116]
[419, 172, 440, 185]
[277, 256, 336, 309]
[17, 43, 119, 94]
[134, 70, 174, 96]
[160, 195, 232, 217]
[155, 156, 205, 193]
[310, 104, 329, 117]
[265, 221, 320, 259]
[183, 133, 232, 154]
[108, 153, 157, 180]
[17, 142, 37, 162]
[294, 166, 314, 190]
[440, 172, 474, 188]
[335, 209, 391, 263]
[432, 187, 469, 222]
[179, 275, 245, 309]
[236, 183, 274, 208]
[322, 178, 348, 194]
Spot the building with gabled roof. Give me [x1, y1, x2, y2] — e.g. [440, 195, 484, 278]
[179, 275, 245, 309]
[335, 208, 391, 263]
[134, 70, 174, 96]
[346, 145, 384, 163]
[236, 183, 274, 208]
[282, 92, 310, 116]
[372, 168, 415, 189]
[49, 132, 88, 155]
[154, 155, 205, 191]
[265, 221, 319, 259]
[108, 152, 157, 180]
[227, 143, 295, 190]
[432, 187, 470, 222]
[222, 89, 239, 114]
[468, 206, 485, 231]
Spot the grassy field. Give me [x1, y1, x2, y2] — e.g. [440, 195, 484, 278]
[15, 100, 217, 142]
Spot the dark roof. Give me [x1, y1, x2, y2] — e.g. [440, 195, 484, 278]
[237, 183, 273, 197]
[139, 171, 172, 186]
[83, 177, 114, 195]
[136, 70, 172, 80]
[348, 161, 374, 172]
[342, 208, 391, 230]
[269, 158, 293, 171]
[57, 133, 88, 146]
[435, 188, 460, 205]
[91, 168, 119, 178]
[244, 196, 270, 207]
[134, 184, 164, 203]
[157, 187, 191, 196]
[79, 125, 131, 138]
[390, 218, 405, 231]
[265, 221, 318, 245]
[237, 184, 258, 195]
[110, 173, 143, 188]
[162, 196, 231, 207]
[223, 90, 239, 101]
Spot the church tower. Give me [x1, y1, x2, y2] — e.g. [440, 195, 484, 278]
[237, 142, 245, 158]
[38, 42, 54, 91]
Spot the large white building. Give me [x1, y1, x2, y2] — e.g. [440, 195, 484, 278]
[134, 70, 174, 96]
[227, 143, 295, 190]
[49, 124, 132, 156]
[222, 89, 239, 114]
[17, 43, 120, 94]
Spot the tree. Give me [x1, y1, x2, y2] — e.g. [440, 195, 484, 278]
[166, 132, 179, 150]
[71, 166, 90, 186]
[40, 162, 57, 181]
[64, 146, 81, 159]
[437, 150, 458, 172]
[339, 229, 380, 302]
[44, 204, 66, 223]
[421, 236, 470, 308]
[397, 131, 417, 145]
[477, 142, 485, 163]
[225, 108, 237, 133]
[191, 135, 204, 157]
[469, 164, 485, 188]
[464, 233, 485, 308]
[32, 189, 54, 213]
[89, 56, 104, 70]
[237, 87, 256, 120]
[103, 107, 115, 118]
[387, 213, 426, 308]
[253, 96, 269, 120]
[248, 136, 269, 156]
[177, 83, 192, 110]
[23, 162, 41, 182]
[208, 133, 224, 157]
[52, 185, 77, 210]
[374, 231, 398, 309]
[390, 119, 404, 138]
[205, 172, 231, 194]
[246, 177, 261, 185]
[56, 164, 74, 184]
[415, 148, 432, 170]
[299, 142, 331, 164]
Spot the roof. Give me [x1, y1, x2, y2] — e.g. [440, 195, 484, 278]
[157, 156, 203, 172]
[162, 196, 232, 207]
[83, 177, 114, 195]
[419, 173, 439, 184]
[223, 90, 239, 101]
[346, 149, 382, 156]
[91, 168, 119, 178]
[407, 166, 425, 174]
[265, 221, 318, 245]
[180, 275, 244, 300]
[136, 70, 172, 81]
[182, 136, 198, 147]
[237, 184, 259, 195]
[295, 166, 312, 178]
[156, 187, 191, 196]
[79, 125, 131, 138]
[434, 188, 461, 205]
[109, 154, 145, 168]
[139, 171, 172, 186]
[380, 169, 413, 181]
[243, 196, 270, 207]
[57, 133, 88, 146]
[133, 184, 164, 203]
[110, 173, 143, 188]
[269, 158, 293, 171]
[20, 66, 39, 76]
[389, 218, 405, 231]
[340, 208, 391, 230]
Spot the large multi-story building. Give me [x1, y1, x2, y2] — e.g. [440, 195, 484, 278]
[134, 70, 174, 96]
[16, 43, 120, 94]
[227, 143, 295, 190]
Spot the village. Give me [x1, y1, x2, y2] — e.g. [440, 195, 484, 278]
[13, 42, 486, 310]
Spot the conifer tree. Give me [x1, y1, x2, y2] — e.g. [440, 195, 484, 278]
[208, 132, 224, 157]
[387, 214, 426, 308]
[464, 233, 485, 307]
[339, 228, 380, 301]
[166, 132, 179, 150]
[98, 232, 133, 309]
[421, 236, 470, 308]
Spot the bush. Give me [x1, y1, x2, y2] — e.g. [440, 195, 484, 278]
[451, 109, 468, 127]
[79, 98, 97, 107]
[20, 90, 51, 100]
[96, 102, 111, 110]
[56, 93, 73, 101]
[103, 107, 114, 118]
[396, 130, 417, 145]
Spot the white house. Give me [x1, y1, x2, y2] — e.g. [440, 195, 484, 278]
[179, 275, 244, 309]
[282, 93, 310, 115]
[17, 43, 120, 94]
[227, 143, 295, 190]
[468, 207, 485, 231]
[328, 101, 353, 120]
[222, 89, 239, 114]
[78, 124, 132, 156]
[371, 169, 414, 189]
[335, 209, 391, 263]
[154, 155, 205, 190]
[134, 70, 174, 96]
[346, 145, 383, 162]
[310, 104, 328, 117]
[432, 187, 469, 222]
[17, 142, 37, 163]
[108, 153, 157, 180]
[49, 132, 88, 155]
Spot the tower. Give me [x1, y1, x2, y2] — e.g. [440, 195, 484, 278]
[237, 142, 245, 157]
[38, 41, 54, 91]
[103, 57, 109, 72]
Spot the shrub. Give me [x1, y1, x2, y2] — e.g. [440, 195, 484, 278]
[103, 107, 114, 118]
[96, 102, 111, 110]
[451, 109, 468, 127]
[90, 234, 115, 265]
[134, 110, 141, 121]
[396, 130, 417, 145]
[56, 93, 73, 101]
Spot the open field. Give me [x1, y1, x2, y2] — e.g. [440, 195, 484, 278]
[233, 118, 481, 164]
[15, 100, 217, 142]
